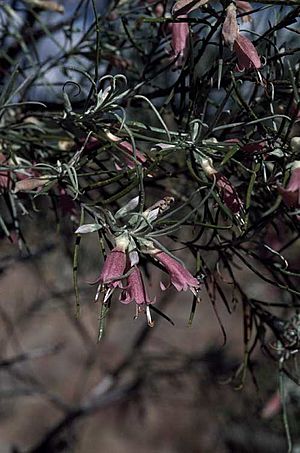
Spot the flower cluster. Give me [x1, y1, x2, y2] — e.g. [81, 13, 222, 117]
[172, 0, 260, 71]
[94, 234, 200, 326]
[222, 2, 261, 70]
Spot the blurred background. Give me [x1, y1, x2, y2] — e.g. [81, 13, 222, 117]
[0, 1, 300, 452]
[0, 229, 293, 453]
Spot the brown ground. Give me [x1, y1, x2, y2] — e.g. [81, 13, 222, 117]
[0, 230, 294, 453]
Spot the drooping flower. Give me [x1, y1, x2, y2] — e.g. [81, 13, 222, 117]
[236, 1, 253, 22]
[106, 131, 147, 169]
[233, 32, 261, 71]
[222, 3, 238, 50]
[0, 153, 11, 190]
[0, 171, 9, 190]
[94, 236, 128, 302]
[170, 15, 189, 67]
[0, 154, 48, 192]
[240, 141, 266, 155]
[277, 163, 300, 208]
[151, 250, 199, 294]
[97, 248, 126, 287]
[118, 140, 147, 165]
[215, 173, 244, 215]
[121, 265, 154, 326]
[224, 139, 267, 156]
[200, 157, 244, 215]
[14, 177, 50, 193]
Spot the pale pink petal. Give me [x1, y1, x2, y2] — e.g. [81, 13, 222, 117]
[234, 33, 261, 71]
[154, 251, 199, 293]
[98, 248, 127, 288]
[222, 4, 238, 50]
[14, 177, 49, 192]
[172, 0, 208, 17]
[216, 173, 244, 214]
[121, 266, 153, 305]
[236, 1, 253, 22]
[170, 15, 189, 67]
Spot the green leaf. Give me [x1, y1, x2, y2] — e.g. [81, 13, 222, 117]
[75, 223, 102, 234]
[221, 144, 240, 166]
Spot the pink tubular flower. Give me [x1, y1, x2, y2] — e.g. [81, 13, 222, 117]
[222, 4, 238, 50]
[152, 251, 199, 294]
[98, 248, 126, 288]
[118, 140, 147, 166]
[0, 154, 48, 192]
[106, 131, 147, 169]
[236, 1, 253, 22]
[121, 266, 150, 305]
[170, 15, 189, 67]
[277, 166, 300, 208]
[95, 245, 127, 302]
[14, 177, 49, 192]
[0, 153, 11, 190]
[199, 158, 244, 215]
[216, 173, 244, 214]
[0, 171, 9, 190]
[240, 141, 266, 154]
[234, 33, 261, 71]
[121, 265, 154, 326]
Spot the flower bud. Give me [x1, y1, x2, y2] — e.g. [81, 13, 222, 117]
[200, 157, 218, 176]
[234, 33, 261, 71]
[222, 4, 238, 50]
[291, 137, 300, 152]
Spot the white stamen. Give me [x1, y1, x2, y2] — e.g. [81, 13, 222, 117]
[103, 287, 114, 303]
[95, 283, 102, 302]
[146, 305, 154, 327]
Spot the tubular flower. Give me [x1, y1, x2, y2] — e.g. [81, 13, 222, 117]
[215, 173, 244, 215]
[222, 4, 238, 50]
[236, 1, 253, 22]
[118, 140, 147, 166]
[0, 171, 9, 190]
[170, 15, 189, 67]
[106, 131, 147, 168]
[0, 155, 48, 193]
[0, 153, 11, 190]
[200, 158, 244, 215]
[277, 164, 300, 209]
[151, 250, 199, 294]
[234, 33, 261, 71]
[95, 237, 128, 302]
[121, 265, 154, 326]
